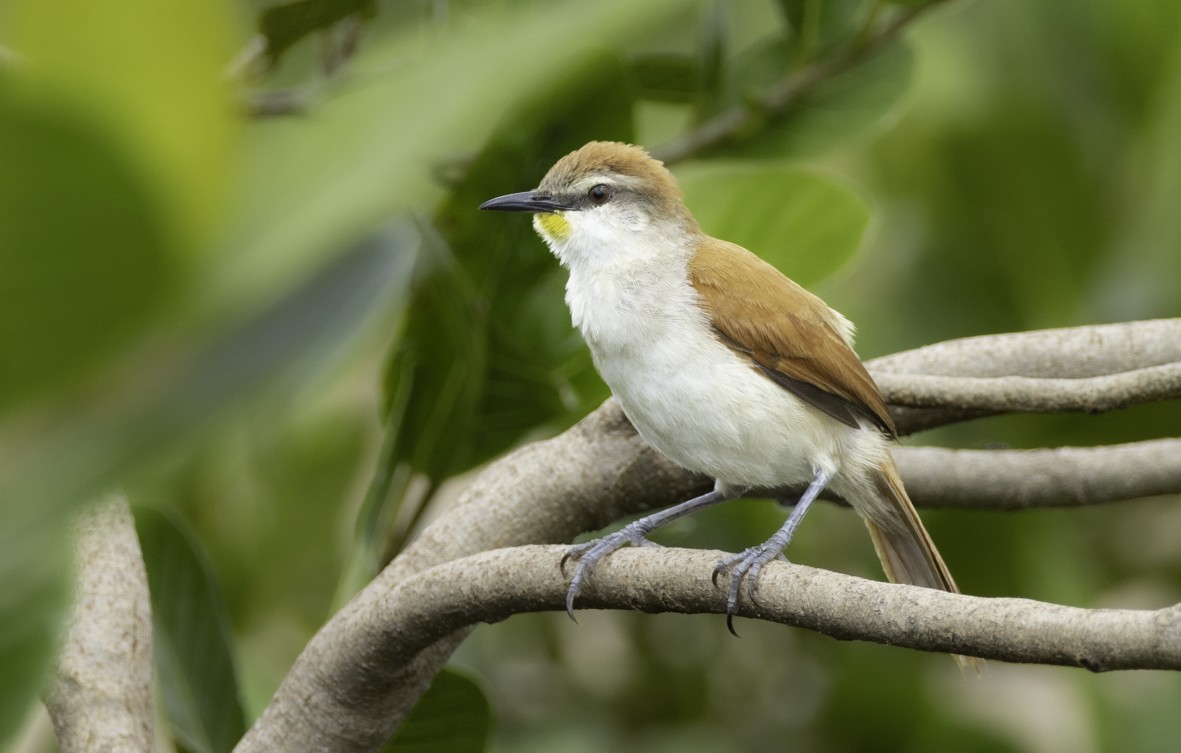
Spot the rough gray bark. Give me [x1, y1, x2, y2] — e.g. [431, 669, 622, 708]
[235, 403, 705, 753]
[235, 319, 1181, 753]
[46, 322, 1180, 753]
[876, 318, 1181, 432]
[46, 495, 153, 753]
[267, 545, 1181, 672]
[895, 440, 1181, 509]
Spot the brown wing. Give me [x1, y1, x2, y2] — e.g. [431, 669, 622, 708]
[689, 238, 896, 436]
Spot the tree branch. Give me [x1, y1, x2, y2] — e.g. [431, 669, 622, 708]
[895, 440, 1181, 509]
[46, 495, 154, 753]
[870, 318, 1181, 378]
[873, 318, 1181, 433]
[235, 403, 705, 753]
[653, 2, 947, 165]
[238, 319, 1181, 752]
[877, 362, 1181, 413]
[320, 545, 1181, 672]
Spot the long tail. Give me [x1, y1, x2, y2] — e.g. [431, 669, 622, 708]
[864, 459, 958, 593]
[862, 459, 978, 670]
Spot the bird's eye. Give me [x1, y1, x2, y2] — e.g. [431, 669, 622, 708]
[588, 184, 612, 205]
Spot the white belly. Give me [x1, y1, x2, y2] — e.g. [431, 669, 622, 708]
[559, 233, 884, 496]
[591, 322, 844, 492]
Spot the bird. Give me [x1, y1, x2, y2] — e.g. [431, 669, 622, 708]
[480, 140, 960, 635]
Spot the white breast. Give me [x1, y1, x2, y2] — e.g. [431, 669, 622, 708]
[552, 225, 878, 495]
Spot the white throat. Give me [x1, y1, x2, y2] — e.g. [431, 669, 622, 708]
[536, 212, 701, 350]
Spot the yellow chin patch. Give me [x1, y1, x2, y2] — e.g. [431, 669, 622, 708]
[534, 211, 570, 240]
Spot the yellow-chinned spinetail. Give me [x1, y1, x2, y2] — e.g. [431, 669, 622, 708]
[481, 141, 960, 639]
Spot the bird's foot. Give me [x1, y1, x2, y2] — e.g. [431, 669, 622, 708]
[560, 526, 659, 619]
[711, 544, 786, 636]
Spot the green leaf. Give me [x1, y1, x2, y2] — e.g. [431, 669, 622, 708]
[383, 668, 490, 753]
[0, 98, 171, 412]
[0, 0, 237, 737]
[383, 52, 634, 483]
[0, 231, 414, 567]
[0, 508, 69, 746]
[677, 162, 871, 284]
[382, 233, 502, 484]
[135, 507, 246, 753]
[5, 0, 239, 250]
[167, 232, 415, 430]
[0, 0, 235, 412]
[218, 0, 691, 313]
[343, 53, 635, 585]
[721, 36, 914, 158]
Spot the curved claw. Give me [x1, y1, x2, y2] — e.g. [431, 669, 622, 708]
[560, 530, 652, 621]
[559, 488, 735, 622]
[560, 542, 597, 620]
[713, 545, 783, 636]
[565, 579, 581, 622]
[725, 611, 741, 638]
[711, 549, 745, 587]
[710, 562, 725, 588]
[559, 541, 594, 577]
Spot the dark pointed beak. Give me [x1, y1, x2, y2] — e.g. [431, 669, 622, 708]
[479, 190, 567, 213]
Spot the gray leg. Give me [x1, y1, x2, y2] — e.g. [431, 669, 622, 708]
[562, 488, 734, 619]
[712, 467, 831, 635]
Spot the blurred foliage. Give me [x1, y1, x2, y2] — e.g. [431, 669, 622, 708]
[257, 0, 377, 68]
[0, 102, 171, 411]
[357, 53, 639, 575]
[383, 668, 491, 753]
[679, 163, 869, 281]
[3, 0, 1181, 751]
[0, 0, 691, 745]
[718, 38, 915, 158]
[136, 507, 246, 753]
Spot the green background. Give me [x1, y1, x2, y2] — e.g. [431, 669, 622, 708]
[3, 0, 1180, 751]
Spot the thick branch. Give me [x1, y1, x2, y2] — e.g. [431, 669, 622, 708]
[241, 543, 1181, 753]
[895, 439, 1181, 509]
[877, 362, 1181, 413]
[46, 495, 154, 753]
[236, 403, 705, 753]
[872, 318, 1181, 377]
[873, 318, 1181, 433]
[239, 320, 1181, 752]
[282, 545, 1181, 672]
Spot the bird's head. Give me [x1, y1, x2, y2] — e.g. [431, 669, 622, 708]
[480, 141, 699, 267]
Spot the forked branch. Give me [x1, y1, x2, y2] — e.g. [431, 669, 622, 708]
[236, 320, 1181, 753]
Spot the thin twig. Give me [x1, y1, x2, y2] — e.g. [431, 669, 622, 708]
[653, 2, 945, 165]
